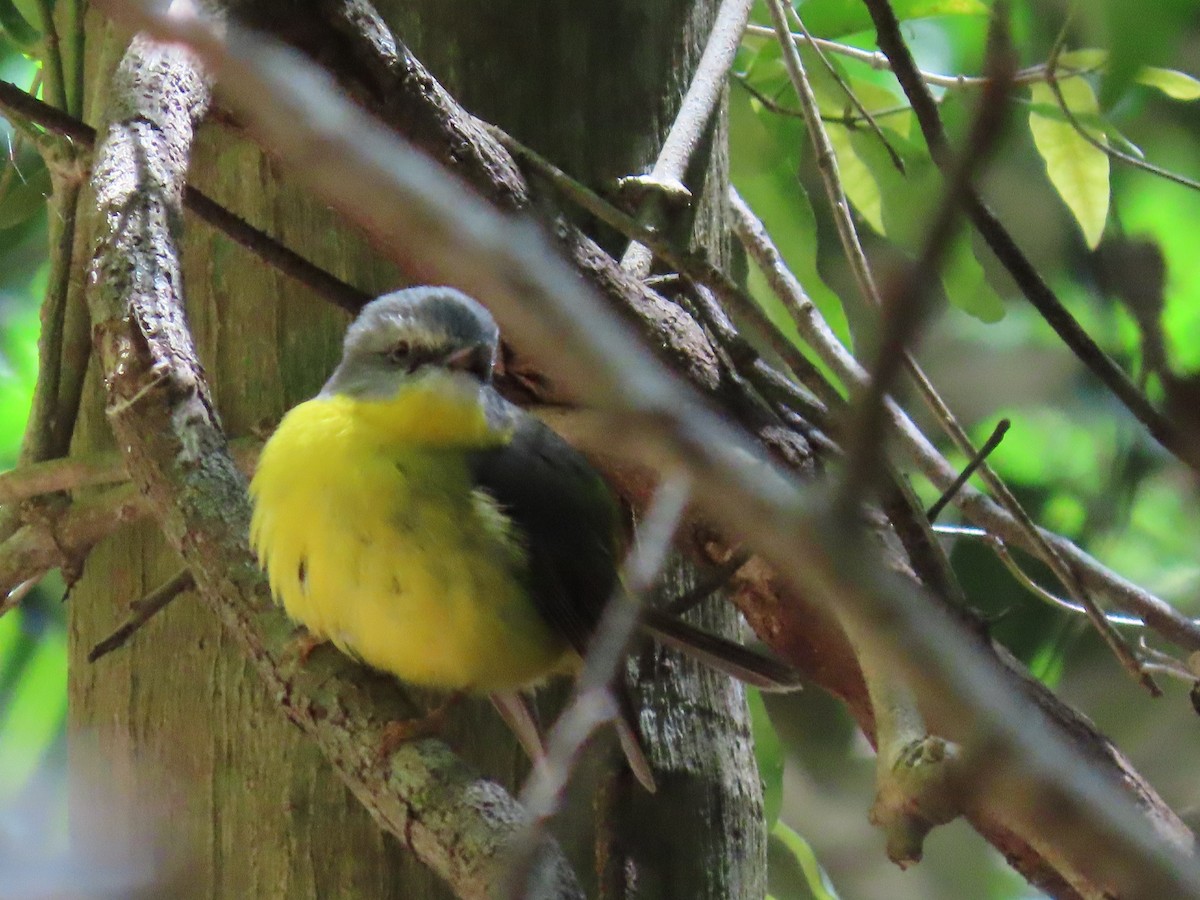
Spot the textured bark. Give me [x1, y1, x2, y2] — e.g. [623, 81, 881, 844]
[67, 13, 427, 900]
[372, 3, 767, 896]
[68, 2, 765, 898]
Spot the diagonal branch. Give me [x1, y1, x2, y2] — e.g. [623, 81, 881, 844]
[82, 23, 580, 900]
[96, 5, 1200, 896]
[859, 0, 1197, 474]
[617, 0, 755, 278]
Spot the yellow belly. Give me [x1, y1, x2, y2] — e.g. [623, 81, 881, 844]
[248, 381, 572, 691]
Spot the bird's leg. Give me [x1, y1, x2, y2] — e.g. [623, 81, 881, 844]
[378, 692, 465, 760]
[290, 628, 328, 664]
[489, 691, 546, 763]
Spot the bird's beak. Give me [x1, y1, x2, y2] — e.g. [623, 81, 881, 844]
[444, 344, 493, 380]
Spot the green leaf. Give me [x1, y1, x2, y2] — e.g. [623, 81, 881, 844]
[793, 0, 989, 40]
[0, 0, 39, 49]
[1028, 79, 1110, 249]
[749, 690, 784, 827]
[940, 234, 1005, 322]
[1028, 633, 1069, 688]
[1137, 66, 1200, 101]
[730, 85, 853, 352]
[1057, 48, 1108, 72]
[1098, 0, 1194, 108]
[0, 612, 66, 794]
[770, 820, 841, 900]
[844, 125, 1003, 322]
[826, 124, 884, 234]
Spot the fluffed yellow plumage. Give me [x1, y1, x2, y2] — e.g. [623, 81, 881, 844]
[249, 374, 574, 690]
[249, 287, 801, 793]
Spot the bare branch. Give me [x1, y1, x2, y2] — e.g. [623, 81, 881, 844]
[730, 189, 1200, 653]
[88, 568, 196, 662]
[618, 0, 755, 278]
[82, 19, 581, 899]
[859, 0, 1198, 474]
[0, 78, 369, 312]
[94, 4, 1200, 895]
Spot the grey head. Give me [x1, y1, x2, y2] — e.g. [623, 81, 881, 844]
[320, 287, 500, 400]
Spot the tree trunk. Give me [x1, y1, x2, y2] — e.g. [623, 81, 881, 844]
[67, 3, 764, 897]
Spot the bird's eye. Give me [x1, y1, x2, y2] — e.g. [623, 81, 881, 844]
[384, 341, 410, 365]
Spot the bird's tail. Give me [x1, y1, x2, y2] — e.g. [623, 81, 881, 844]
[640, 608, 803, 692]
[613, 679, 657, 794]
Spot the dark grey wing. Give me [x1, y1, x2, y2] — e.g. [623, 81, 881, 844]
[468, 391, 621, 655]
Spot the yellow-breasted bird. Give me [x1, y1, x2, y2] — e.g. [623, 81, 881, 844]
[249, 287, 799, 792]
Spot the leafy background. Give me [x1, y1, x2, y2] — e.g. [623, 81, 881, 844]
[1, 1, 1198, 897]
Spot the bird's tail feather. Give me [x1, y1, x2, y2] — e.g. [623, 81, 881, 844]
[641, 608, 803, 692]
[613, 680, 657, 793]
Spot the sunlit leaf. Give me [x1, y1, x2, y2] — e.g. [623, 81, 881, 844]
[1137, 66, 1200, 101]
[770, 820, 841, 900]
[844, 126, 1004, 322]
[1028, 635, 1068, 688]
[793, 0, 989, 40]
[1057, 48, 1108, 72]
[826, 124, 884, 234]
[1028, 79, 1110, 248]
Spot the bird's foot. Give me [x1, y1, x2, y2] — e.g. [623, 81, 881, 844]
[377, 693, 465, 760]
[290, 630, 328, 664]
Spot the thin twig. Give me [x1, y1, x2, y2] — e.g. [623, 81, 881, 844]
[1043, 73, 1200, 194]
[0, 449, 127, 504]
[0, 484, 145, 595]
[0, 79, 369, 313]
[785, 6, 903, 172]
[88, 568, 196, 662]
[860, 0, 1195, 474]
[731, 190, 1200, 653]
[933, 524, 1145, 627]
[0, 439, 261, 505]
[743, 24, 1105, 89]
[926, 419, 1009, 522]
[491, 125, 840, 405]
[1, 575, 41, 617]
[737, 74, 913, 126]
[619, 0, 755, 278]
[765, 0, 883, 337]
[0, 444, 263, 592]
[1136, 638, 1195, 683]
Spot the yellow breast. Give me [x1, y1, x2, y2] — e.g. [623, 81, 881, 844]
[248, 376, 572, 691]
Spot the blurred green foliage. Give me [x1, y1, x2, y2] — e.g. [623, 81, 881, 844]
[0, 25, 64, 827]
[0, 1, 1198, 897]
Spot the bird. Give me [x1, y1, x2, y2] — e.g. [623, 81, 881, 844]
[248, 286, 800, 792]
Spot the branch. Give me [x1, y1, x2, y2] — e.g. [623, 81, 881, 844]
[730, 189, 1200, 654]
[0, 78, 369, 313]
[97, 5, 1200, 896]
[859, 0, 1198, 474]
[743, 24, 1105, 88]
[617, 0, 755, 278]
[81, 21, 580, 900]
